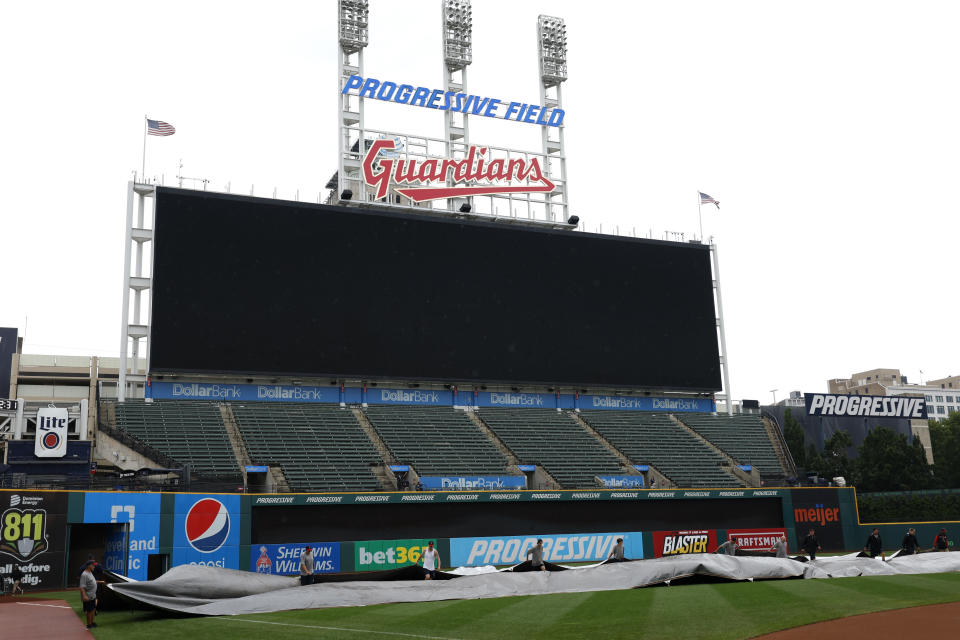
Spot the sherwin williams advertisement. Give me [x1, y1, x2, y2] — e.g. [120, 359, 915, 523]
[251, 542, 340, 575]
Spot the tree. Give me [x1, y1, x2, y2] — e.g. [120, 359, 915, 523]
[853, 426, 934, 492]
[782, 408, 806, 468]
[929, 414, 960, 488]
[822, 430, 853, 481]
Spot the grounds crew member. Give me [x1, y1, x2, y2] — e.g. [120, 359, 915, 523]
[864, 528, 884, 559]
[715, 539, 739, 556]
[608, 537, 627, 561]
[299, 545, 315, 585]
[934, 528, 950, 551]
[901, 528, 920, 555]
[10, 564, 24, 595]
[802, 529, 822, 560]
[419, 541, 441, 579]
[79, 562, 98, 629]
[526, 539, 546, 571]
[770, 535, 788, 558]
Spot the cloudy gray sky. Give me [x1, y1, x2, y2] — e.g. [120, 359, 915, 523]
[2, 0, 958, 402]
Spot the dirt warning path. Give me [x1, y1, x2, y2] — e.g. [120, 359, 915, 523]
[0, 599, 91, 639]
[752, 601, 960, 639]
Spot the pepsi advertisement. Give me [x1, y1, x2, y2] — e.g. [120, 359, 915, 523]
[82, 492, 161, 581]
[173, 494, 241, 569]
[250, 542, 340, 575]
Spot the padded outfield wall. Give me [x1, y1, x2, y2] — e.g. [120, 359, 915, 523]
[2, 487, 955, 588]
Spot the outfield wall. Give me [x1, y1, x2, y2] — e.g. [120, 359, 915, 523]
[1, 487, 955, 589]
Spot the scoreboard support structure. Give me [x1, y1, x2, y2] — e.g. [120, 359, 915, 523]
[118, 182, 156, 401]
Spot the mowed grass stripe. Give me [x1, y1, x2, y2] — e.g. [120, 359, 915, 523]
[29, 573, 960, 640]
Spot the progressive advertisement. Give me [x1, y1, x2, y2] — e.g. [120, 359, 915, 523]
[251, 542, 340, 575]
[0, 491, 67, 589]
[450, 531, 642, 566]
[83, 492, 162, 581]
[652, 530, 718, 557]
[173, 494, 241, 569]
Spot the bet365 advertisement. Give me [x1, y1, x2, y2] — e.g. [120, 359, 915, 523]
[0, 491, 67, 589]
[172, 494, 241, 569]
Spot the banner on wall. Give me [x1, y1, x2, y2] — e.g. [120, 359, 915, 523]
[652, 530, 718, 557]
[417, 476, 526, 491]
[790, 489, 844, 550]
[354, 538, 434, 572]
[582, 396, 715, 412]
[0, 491, 67, 589]
[450, 531, 642, 566]
[251, 542, 340, 575]
[726, 528, 788, 552]
[173, 494, 241, 569]
[83, 492, 162, 581]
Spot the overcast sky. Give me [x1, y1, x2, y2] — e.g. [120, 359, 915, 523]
[2, 1, 959, 402]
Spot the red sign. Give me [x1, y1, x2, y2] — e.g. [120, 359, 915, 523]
[652, 530, 717, 558]
[362, 139, 556, 203]
[726, 528, 788, 552]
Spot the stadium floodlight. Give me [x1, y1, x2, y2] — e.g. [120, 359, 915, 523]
[339, 0, 369, 53]
[443, 0, 473, 70]
[537, 15, 567, 86]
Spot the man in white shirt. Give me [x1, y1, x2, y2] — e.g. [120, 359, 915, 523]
[420, 541, 441, 579]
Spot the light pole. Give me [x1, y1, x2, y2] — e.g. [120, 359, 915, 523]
[770, 389, 778, 405]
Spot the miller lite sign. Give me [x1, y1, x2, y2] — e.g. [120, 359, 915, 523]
[34, 407, 68, 458]
[362, 139, 555, 203]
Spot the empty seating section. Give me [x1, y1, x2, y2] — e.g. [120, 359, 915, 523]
[578, 411, 741, 488]
[112, 400, 239, 479]
[363, 406, 508, 476]
[477, 408, 622, 488]
[232, 403, 381, 492]
[677, 414, 784, 476]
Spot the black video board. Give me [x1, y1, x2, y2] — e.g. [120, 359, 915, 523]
[150, 188, 721, 390]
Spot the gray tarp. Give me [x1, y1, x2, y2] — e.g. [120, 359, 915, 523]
[108, 553, 960, 616]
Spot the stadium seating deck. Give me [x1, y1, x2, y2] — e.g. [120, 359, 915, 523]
[232, 403, 382, 492]
[363, 406, 509, 477]
[111, 400, 240, 479]
[676, 413, 785, 477]
[577, 411, 742, 488]
[476, 408, 623, 488]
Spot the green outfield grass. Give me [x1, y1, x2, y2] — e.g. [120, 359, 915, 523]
[31, 572, 960, 640]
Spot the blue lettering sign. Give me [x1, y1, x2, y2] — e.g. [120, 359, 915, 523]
[82, 492, 162, 581]
[581, 395, 715, 412]
[418, 476, 526, 491]
[251, 542, 340, 575]
[450, 531, 643, 566]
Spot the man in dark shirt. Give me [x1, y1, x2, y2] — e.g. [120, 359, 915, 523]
[10, 565, 24, 595]
[802, 529, 822, 560]
[864, 528, 884, 559]
[901, 528, 920, 555]
[934, 528, 950, 551]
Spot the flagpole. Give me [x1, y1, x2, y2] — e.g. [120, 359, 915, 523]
[141, 115, 147, 181]
[698, 192, 703, 241]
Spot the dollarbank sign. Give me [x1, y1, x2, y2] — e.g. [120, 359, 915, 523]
[1, 498, 50, 562]
[363, 139, 555, 203]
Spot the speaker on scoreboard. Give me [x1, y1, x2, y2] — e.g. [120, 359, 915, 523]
[567, 215, 579, 225]
[340, 189, 353, 200]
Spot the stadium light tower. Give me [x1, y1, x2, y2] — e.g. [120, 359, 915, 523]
[537, 15, 568, 223]
[337, 0, 370, 203]
[441, 0, 473, 211]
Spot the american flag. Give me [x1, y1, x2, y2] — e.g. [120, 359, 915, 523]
[147, 119, 175, 136]
[700, 192, 720, 209]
